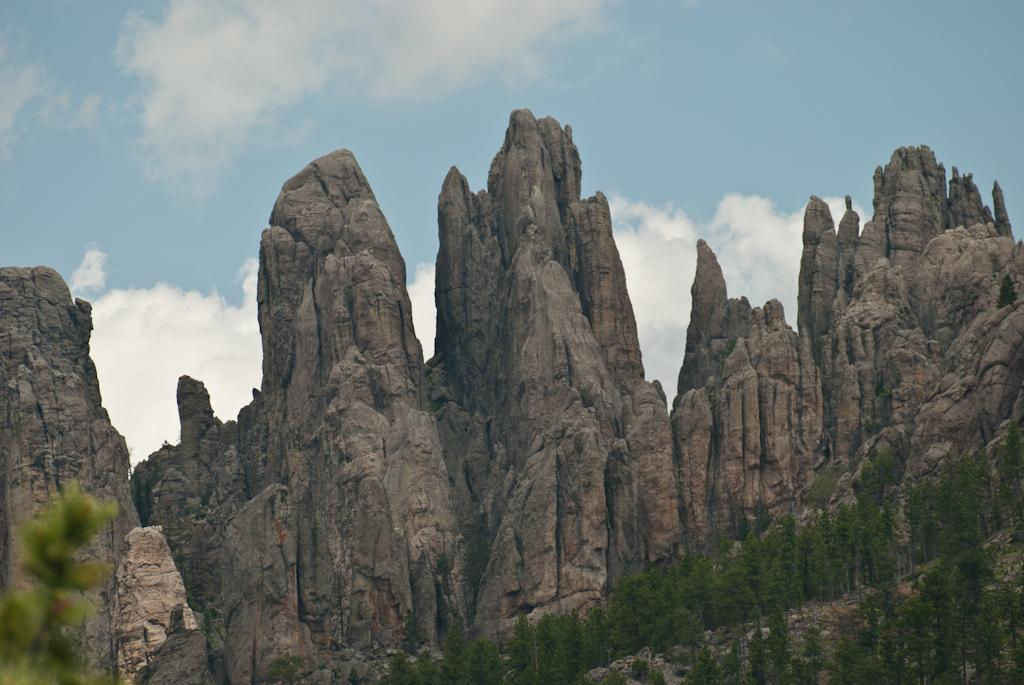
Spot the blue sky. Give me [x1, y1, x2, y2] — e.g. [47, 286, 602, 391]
[3, 0, 1022, 461]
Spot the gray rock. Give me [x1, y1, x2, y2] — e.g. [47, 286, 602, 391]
[0, 266, 140, 669]
[435, 110, 679, 636]
[994, 180, 1013, 238]
[672, 144, 1020, 541]
[797, 195, 839, 343]
[672, 245, 821, 543]
[947, 166, 994, 232]
[222, 484, 312, 685]
[139, 604, 215, 685]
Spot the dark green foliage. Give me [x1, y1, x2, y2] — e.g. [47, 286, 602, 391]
[685, 647, 719, 684]
[380, 652, 415, 685]
[129, 462, 161, 527]
[266, 653, 304, 684]
[440, 623, 467, 685]
[465, 638, 503, 685]
[600, 670, 627, 685]
[0, 481, 120, 685]
[721, 639, 741, 683]
[630, 658, 648, 680]
[746, 625, 767, 685]
[348, 666, 360, 684]
[998, 273, 1017, 308]
[859, 449, 899, 506]
[416, 649, 440, 685]
[997, 420, 1024, 528]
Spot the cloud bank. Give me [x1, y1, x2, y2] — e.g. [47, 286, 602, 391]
[117, 0, 608, 194]
[75, 252, 263, 463]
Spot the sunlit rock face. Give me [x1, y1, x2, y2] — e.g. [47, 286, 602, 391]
[131, 149, 466, 681]
[114, 526, 202, 682]
[672, 144, 1021, 540]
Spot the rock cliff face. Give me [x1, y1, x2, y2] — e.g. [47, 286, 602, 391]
[0, 266, 140, 667]
[114, 526, 203, 681]
[244, 150, 464, 659]
[674, 145, 1020, 539]
[433, 110, 678, 635]
[0, 267, 210, 682]
[673, 243, 821, 545]
[133, 150, 466, 682]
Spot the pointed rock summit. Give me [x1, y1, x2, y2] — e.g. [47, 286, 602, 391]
[434, 109, 677, 635]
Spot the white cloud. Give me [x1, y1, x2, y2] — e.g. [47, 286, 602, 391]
[82, 254, 263, 462]
[116, 0, 608, 195]
[408, 261, 436, 361]
[0, 34, 45, 156]
[610, 193, 868, 391]
[70, 248, 107, 293]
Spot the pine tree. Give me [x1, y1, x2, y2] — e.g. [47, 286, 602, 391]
[0, 481, 120, 685]
[998, 274, 1017, 308]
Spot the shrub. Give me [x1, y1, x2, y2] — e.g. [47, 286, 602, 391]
[267, 653, 304, 684]
[631, 658, 649, 680]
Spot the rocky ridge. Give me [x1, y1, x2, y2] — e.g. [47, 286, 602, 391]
[675, 144, 1022, 536]
[2, 113, 1020, 684]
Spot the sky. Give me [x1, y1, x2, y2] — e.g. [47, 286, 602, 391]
[2, 0, 1022, 463]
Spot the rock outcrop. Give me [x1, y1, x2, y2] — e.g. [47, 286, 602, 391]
[673, 145, 1019, 540]
[133, 150, 466, 680]
[672, 243, 821, 545]
[137, 605, 215, 685]
[0, 266, 140, 668]
[433, 110, 678, 635]
[114, 526, 202, 681]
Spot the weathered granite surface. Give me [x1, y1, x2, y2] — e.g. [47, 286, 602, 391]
[672, 144, 1019, 538]
[434, 110, 678, 636]
[0, 266, 140, 669]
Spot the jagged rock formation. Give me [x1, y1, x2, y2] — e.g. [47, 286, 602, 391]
[0, 266, 140, 668]
[245, 149, 464, 658]
[137, 605, 215, 685]
[114, 526, 202, 681]
[432, 110, 678, 635]
[673, 243, 821, 545]
[4, 114, 1020, 683]
[674, 145, 1020, 538]
[134, 150, 466, 682]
